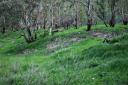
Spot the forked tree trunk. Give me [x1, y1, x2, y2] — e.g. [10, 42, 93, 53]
[23, 27, 37, 43]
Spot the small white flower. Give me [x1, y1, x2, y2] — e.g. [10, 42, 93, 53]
[92, 77, 95, 80]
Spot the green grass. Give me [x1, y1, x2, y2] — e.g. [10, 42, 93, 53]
[0, 25, 128, 85]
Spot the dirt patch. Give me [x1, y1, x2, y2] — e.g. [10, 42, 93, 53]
[47, 42, 61, 50]
[18, 49, 36, 55]
[89, 31, 113, 39]
[46, 31, 113, 53]
[47, 38, 62, 50]
[46, 37, 84, 53]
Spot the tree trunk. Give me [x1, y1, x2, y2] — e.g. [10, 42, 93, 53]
[2, 27, 5, 34]
[123, 16, 128, 25]
[75, 0, 79, 29]
[75, 16, 78, 29]
[43, 17, 47, 29]
[87, 24, 92, 31]
[86, 18, 92, 31]
[49, 4, 53, 36]
[109, 13, 116, 27]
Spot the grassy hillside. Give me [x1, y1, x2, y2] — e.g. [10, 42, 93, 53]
[0, 25, 128, 85]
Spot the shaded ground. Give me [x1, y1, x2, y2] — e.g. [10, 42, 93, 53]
[47, 37, 84, 53]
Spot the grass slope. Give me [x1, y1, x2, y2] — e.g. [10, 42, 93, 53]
[0, 25, 128, 85]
